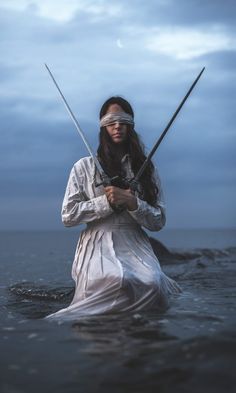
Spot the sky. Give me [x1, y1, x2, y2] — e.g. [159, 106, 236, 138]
[0, 0, 235, 230]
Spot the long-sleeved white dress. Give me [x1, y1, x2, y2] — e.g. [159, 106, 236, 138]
[46, 155, 181, 321]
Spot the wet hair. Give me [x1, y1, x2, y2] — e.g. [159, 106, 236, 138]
[97, 96, 159, 206]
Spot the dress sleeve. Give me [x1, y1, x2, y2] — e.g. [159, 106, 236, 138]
[127, 167, 166, 232]
[61, 165, 113, 227]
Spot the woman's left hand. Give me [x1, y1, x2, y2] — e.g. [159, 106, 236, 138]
[104, 186, 138, 211]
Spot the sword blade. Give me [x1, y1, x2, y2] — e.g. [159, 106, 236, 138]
[133, 67, 205, 184]
[45, 64, 105, 178]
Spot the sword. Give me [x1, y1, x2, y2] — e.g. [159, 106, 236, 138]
[129, 67, 205, 191]
[45, 64, 124, 212]
[45, 63, 117, 187]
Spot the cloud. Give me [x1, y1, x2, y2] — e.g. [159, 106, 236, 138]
[146, 26, 236, 59]
[0, 0, 123, 22]
[124, 0, 236, 28]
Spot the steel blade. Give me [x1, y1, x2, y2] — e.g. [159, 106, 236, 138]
[133, 67, 205, 184]
[45, 63, 105, 178]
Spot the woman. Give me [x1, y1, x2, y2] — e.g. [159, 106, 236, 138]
[46, 96, 181, 321]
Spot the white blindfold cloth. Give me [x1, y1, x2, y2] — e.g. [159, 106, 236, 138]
[100, 112, 134, 128]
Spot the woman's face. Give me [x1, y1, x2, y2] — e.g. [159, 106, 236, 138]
[105, 104, 128, 144]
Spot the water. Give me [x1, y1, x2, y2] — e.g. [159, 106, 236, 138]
[0, 229, 236, 393]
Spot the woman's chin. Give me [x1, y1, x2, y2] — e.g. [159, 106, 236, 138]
[112, 137, 125, 144]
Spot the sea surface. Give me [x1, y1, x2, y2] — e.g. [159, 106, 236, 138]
[0, 228, 236, 393]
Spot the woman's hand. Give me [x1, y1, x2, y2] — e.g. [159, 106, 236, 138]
[104, 186, 138, 211]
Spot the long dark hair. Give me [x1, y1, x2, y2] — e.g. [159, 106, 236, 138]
[97, 96, 158, 206]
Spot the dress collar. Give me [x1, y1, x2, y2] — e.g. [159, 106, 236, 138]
[121, 153, 130, 164]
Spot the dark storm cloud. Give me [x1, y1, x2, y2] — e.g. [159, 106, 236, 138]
[0, 112, 91, 196]
[206, 50, 236, 71]
[124, 0, 236, 27]
[0, 63, 26, 83]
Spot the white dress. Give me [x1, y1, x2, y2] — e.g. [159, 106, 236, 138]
[46, 155, 181, 321]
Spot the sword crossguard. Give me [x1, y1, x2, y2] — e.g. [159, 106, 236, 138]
[94, 175, 120, 188]
[128, 178, 140, 193]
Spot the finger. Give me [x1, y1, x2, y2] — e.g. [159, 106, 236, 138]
[105, 188, 112, 196]
[108, 196, 115, 205]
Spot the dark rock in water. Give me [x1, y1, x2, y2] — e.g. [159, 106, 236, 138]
[149, 236, 173, 261]
[149, 236, 201, 264]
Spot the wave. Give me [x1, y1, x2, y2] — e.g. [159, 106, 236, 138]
[9, 282, 74, 301]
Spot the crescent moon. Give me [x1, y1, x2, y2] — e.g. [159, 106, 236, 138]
[116, 39, 124, 49]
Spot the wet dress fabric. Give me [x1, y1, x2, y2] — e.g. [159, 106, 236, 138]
[46, 155, 181, 321]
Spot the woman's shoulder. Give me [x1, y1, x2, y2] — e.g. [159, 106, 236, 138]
[73, 156, 95, 175]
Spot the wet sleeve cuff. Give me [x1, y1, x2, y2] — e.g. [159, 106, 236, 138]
[93, 194, 113, 218]
[127, 197, 144, 218]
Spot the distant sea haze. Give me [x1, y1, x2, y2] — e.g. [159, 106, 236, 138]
[1, 227, 235, 250]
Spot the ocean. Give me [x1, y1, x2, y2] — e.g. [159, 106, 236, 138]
[0, 228, 235, 393]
